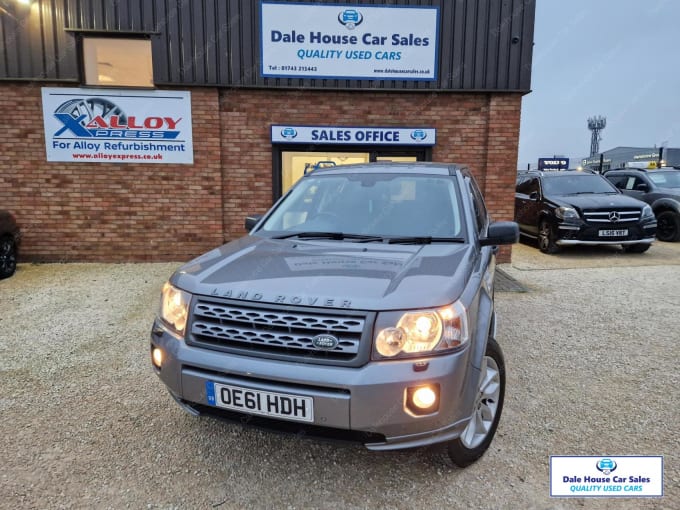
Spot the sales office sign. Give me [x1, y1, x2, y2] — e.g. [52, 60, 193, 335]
[261, 2, 439, 80]
[272, 125, 436, 146]
[41, 88, 194, 164]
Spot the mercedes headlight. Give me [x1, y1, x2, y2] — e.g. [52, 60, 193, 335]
[555, 206, 579, 220]
[160, 282, 191, 335]
[641, 205, 654, 219]
[373, 302, 469, 360]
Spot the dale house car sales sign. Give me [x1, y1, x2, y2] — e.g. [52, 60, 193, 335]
[261, 2, 439, 81]
[41, 88, 194, 164]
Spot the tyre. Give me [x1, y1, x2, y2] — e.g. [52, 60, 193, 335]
[656, 211, 680, 242]
[538, 220, 560, 254]
[0, 236, 17, 279]
[622, 243, 650, 254]
[447, 338, 505, 467]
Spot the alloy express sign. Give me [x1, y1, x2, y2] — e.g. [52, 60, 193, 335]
[41, 88, 194, 164]
[261, 2, 439, 80]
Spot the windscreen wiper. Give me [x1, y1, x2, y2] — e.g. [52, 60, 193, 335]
[272, 232, 384, 242]
[387, 236, 465, 245]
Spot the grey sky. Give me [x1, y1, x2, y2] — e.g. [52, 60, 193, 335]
[518, 0, 680, 168]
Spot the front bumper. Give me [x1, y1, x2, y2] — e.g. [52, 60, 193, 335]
[150, 320, 479, 450]
[555, 219, 657, 246]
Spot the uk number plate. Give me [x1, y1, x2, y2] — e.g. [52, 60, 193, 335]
[206, 381, 314, 423]
[599, 229, 628, 237]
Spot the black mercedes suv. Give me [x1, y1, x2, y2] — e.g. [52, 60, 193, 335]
[515, 171, 657, 254]
[604, 168, 680, 242]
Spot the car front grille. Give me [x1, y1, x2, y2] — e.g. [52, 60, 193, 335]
[582, 209, 641, 224]
[188, 298, 370, 365]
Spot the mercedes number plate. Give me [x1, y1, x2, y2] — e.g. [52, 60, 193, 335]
[206, 381, 314, 422]
[599, 229, 628, 237]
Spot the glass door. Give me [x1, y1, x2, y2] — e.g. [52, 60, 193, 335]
[371, 148, 427, 163]
[274, 147, 430, 199]
[375, 155, 419, 162]
[281, 151, 370, 193]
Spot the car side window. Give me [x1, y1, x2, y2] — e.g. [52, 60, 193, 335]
[618, 176, 635, 190]
[620, 176, 646, 191]
[633, 177, 648, 190]
[607, 175, 627, 189]
[465, 177, 488, 234]
[516, 176, 538, 195]
[515, 175, 527, 191]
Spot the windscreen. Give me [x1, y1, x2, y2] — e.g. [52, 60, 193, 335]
[541, 174, 618, 195]
[648, 171, 680, 188]
[258, 174, 464, 238]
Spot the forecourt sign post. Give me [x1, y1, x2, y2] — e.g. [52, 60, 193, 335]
[41, 88, 194, 164]
[261, 2, 439, 81]
[538, 158, 570, 171]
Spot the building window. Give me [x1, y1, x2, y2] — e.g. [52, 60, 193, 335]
[82, 37, 153, 87]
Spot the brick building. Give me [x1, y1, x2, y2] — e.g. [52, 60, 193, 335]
[0, 0, 535, 263]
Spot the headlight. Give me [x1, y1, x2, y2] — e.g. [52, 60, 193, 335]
[160, 282, 191, 335]
[641, 205, 654, 219]
[555, 206, 579, 220]
[373, 302, 469, 360]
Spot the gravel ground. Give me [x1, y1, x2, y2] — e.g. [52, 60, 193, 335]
[1, 244, 678, 509]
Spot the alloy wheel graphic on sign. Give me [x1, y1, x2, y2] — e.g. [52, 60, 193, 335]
[54, 98, 127, 137]
[50, 96, 181, 140]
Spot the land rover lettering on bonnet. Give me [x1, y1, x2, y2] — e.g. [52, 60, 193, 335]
[150, 162, 518, 467]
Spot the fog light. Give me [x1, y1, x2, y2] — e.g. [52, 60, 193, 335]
[152, 347, 163, 369]
[405, 384, 440, 416]
[413, 386, 437, 408]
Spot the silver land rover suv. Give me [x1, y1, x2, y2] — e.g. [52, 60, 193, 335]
[150, 162, 518, 466]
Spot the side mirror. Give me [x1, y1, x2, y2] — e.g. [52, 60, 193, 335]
[245, 214, 263, 232]
[480, 221, 520, 246]
[635, 183, 649, 192]
[529, 191, 539, 200]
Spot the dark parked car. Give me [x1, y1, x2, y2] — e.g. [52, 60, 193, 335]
[604, 168, 680, 242]
[0, 210, 20, 279]
[515, 170, 657, 254]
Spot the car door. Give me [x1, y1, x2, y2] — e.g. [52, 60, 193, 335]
[514, 176, 541, 235]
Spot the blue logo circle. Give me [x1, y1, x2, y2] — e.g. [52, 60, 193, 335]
[338, 9, 363, 30]
[596, 458, 617, 475]
[410, 129, 427, 141]
[281, 127, 298, 139]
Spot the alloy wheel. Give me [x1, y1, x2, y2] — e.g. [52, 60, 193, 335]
[0, 238, 17, 276]
[460, 355, 501, 449]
